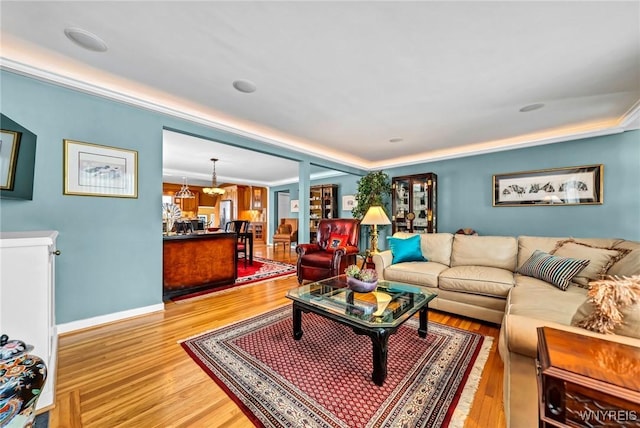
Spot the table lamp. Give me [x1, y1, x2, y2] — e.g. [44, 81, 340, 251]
[361, 205, 391, 253]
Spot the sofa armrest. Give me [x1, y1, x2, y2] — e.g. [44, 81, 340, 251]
[372, 251, 393, 280]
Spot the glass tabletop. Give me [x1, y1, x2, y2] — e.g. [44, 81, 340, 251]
[286, 275, 437, 328]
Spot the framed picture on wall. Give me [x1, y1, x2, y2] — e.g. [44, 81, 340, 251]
[64, 139, 138, 198]
[493, 164, 603, 206]
[291, 199, 299, 212]
[0, 129, 21, 190]
[342, 194, 356, 211]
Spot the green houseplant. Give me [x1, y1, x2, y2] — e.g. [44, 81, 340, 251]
[352, 171, 392, 253]
[351, 171, 392, 220]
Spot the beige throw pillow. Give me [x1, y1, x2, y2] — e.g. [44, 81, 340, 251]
[551, 240, 629, 288]
[571, 275, 640, 338]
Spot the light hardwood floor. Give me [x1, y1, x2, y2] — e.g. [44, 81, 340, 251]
[49, 245, 506, 427]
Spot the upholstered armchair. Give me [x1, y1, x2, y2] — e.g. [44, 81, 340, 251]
[296, 218, 360, 284]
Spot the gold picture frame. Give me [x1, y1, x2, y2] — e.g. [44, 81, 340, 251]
[493, 164, 603, 206]
[64, 139, 138, 198]
[0, 129, 21, 190]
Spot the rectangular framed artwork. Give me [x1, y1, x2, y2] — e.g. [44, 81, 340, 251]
[0, 129, 21, 190]
[342, 194, 356, 211]
[493, 164, 603, 206]
[64, 139, 138, 198]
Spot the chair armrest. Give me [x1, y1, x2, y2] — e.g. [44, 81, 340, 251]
[335, 245, 359, 256]
[372, 250, 393, 280]
[296, 243, 321, 256]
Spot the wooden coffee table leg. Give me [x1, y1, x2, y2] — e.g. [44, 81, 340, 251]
[292, 304, 303, 340]
[371, 329, 390, 386]
[418, 307, 428, 338]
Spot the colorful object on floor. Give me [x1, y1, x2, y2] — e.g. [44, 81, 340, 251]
[0, 335, 47, 428]
[180, 307, 492, 427]
[171, 257, 296, 302]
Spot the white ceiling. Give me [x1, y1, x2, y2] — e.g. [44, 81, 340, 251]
[1, 1, 639, 186]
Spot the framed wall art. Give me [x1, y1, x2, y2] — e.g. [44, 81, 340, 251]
[290, 199, 299, 213]
[493, 164, 603, 207]
[0, 129, 21, 190]
[64, 139, 138, 198]
[342, 194, 356, 211]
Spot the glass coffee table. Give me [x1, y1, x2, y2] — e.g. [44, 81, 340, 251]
[286, 275, 437, 386]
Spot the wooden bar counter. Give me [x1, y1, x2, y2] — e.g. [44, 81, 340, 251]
[163, 232, 237, 300]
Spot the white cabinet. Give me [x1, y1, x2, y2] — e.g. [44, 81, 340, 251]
[0, 230, 58, 410]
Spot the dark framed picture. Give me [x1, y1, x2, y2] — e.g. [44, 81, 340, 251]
[64, 139, 138, 198]
[493, 164, 603, 206]
[0, 129, 21, 190]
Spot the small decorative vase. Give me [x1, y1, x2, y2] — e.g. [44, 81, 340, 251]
[0, 335, 47, 428]
[346, 276, 378, 293]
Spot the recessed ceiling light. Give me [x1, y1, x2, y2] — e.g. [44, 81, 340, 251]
[64, 27, 108, 52]
[232, 80, 257, 93]
[519, 103, 545, 113]
[389, 138, 403, 143]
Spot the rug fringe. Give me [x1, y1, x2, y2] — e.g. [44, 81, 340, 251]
[449, 336, 494, 428]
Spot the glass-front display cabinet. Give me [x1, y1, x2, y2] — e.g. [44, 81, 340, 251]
[309, 184, 338, 242]
[391, 173, 437, 234]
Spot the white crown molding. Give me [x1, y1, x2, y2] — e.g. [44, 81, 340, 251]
[0, 58, 366, 170]
[2, 58, 637, 175]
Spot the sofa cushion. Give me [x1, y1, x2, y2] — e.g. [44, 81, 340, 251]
[609, 241, 640, 277]
[439, 266, 514, 298]
[517, 250, 590, 291]
[510, 275, 588, 322]
[384, 261, 448, 288]
[450, 235, 517, 271]
[387, 234, 426, 264]
[551, 240, 629, 287]
[516, 236, 625, 270]
[393, 232, 454, 266]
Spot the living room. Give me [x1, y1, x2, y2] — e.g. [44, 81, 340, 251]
[1, 2, 639, 427]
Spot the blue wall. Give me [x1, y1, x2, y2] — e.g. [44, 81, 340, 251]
[0, 71, 362, 324]
[385, 131, 640, 240]
[2, 70, 638, 325]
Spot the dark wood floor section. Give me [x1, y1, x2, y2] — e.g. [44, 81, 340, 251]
[50, 245, 506, 427]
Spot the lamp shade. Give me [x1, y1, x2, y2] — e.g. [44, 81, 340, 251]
[361, 206, 391, 226]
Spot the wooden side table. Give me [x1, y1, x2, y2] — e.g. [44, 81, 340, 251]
[536, 327, 640, 427]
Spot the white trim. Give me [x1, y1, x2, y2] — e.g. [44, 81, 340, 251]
[2, 58, 637, 173]
[57, 303, 164, 335]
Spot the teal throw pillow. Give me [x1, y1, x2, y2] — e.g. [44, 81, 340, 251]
[387, 235, 427, 264]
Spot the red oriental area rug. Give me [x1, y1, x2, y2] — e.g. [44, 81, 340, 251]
[180, 307, 492, 427]
[172, 257, 296, 302]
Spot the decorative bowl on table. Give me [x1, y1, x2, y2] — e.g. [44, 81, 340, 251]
[344, 264, 378, 292]
[346, 276, 378, 293]
[207, 227, 220, 232]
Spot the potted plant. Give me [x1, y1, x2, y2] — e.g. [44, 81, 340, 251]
[351, 171, 391, 220]
[351, 170, 392, 253]
[344, 264, 378, 292]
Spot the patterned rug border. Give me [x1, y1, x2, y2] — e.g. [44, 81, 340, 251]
[180, 306, 493, 427]
[172, 257, 296, 304]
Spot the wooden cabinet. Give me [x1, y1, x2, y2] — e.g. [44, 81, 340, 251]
[309, 184, 338, 242]
[250, 222, 265, 243]
[0, 231, 58, 410]
[536, 327, 640, 427]
[391, 173, 437, 234]
[251, 187, 263, 210]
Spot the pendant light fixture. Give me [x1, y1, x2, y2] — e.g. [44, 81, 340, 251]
[203, 158, 226, 195]
[175, 176, 195, 199]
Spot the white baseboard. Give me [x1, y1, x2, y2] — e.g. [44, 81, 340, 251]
[57, 303, 165, 335]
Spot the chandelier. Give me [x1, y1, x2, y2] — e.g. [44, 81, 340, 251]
[203, 158, 225, 195]
[175, 176, 195, 199]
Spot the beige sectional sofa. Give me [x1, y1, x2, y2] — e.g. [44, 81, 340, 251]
[371, 232, 640, 428]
